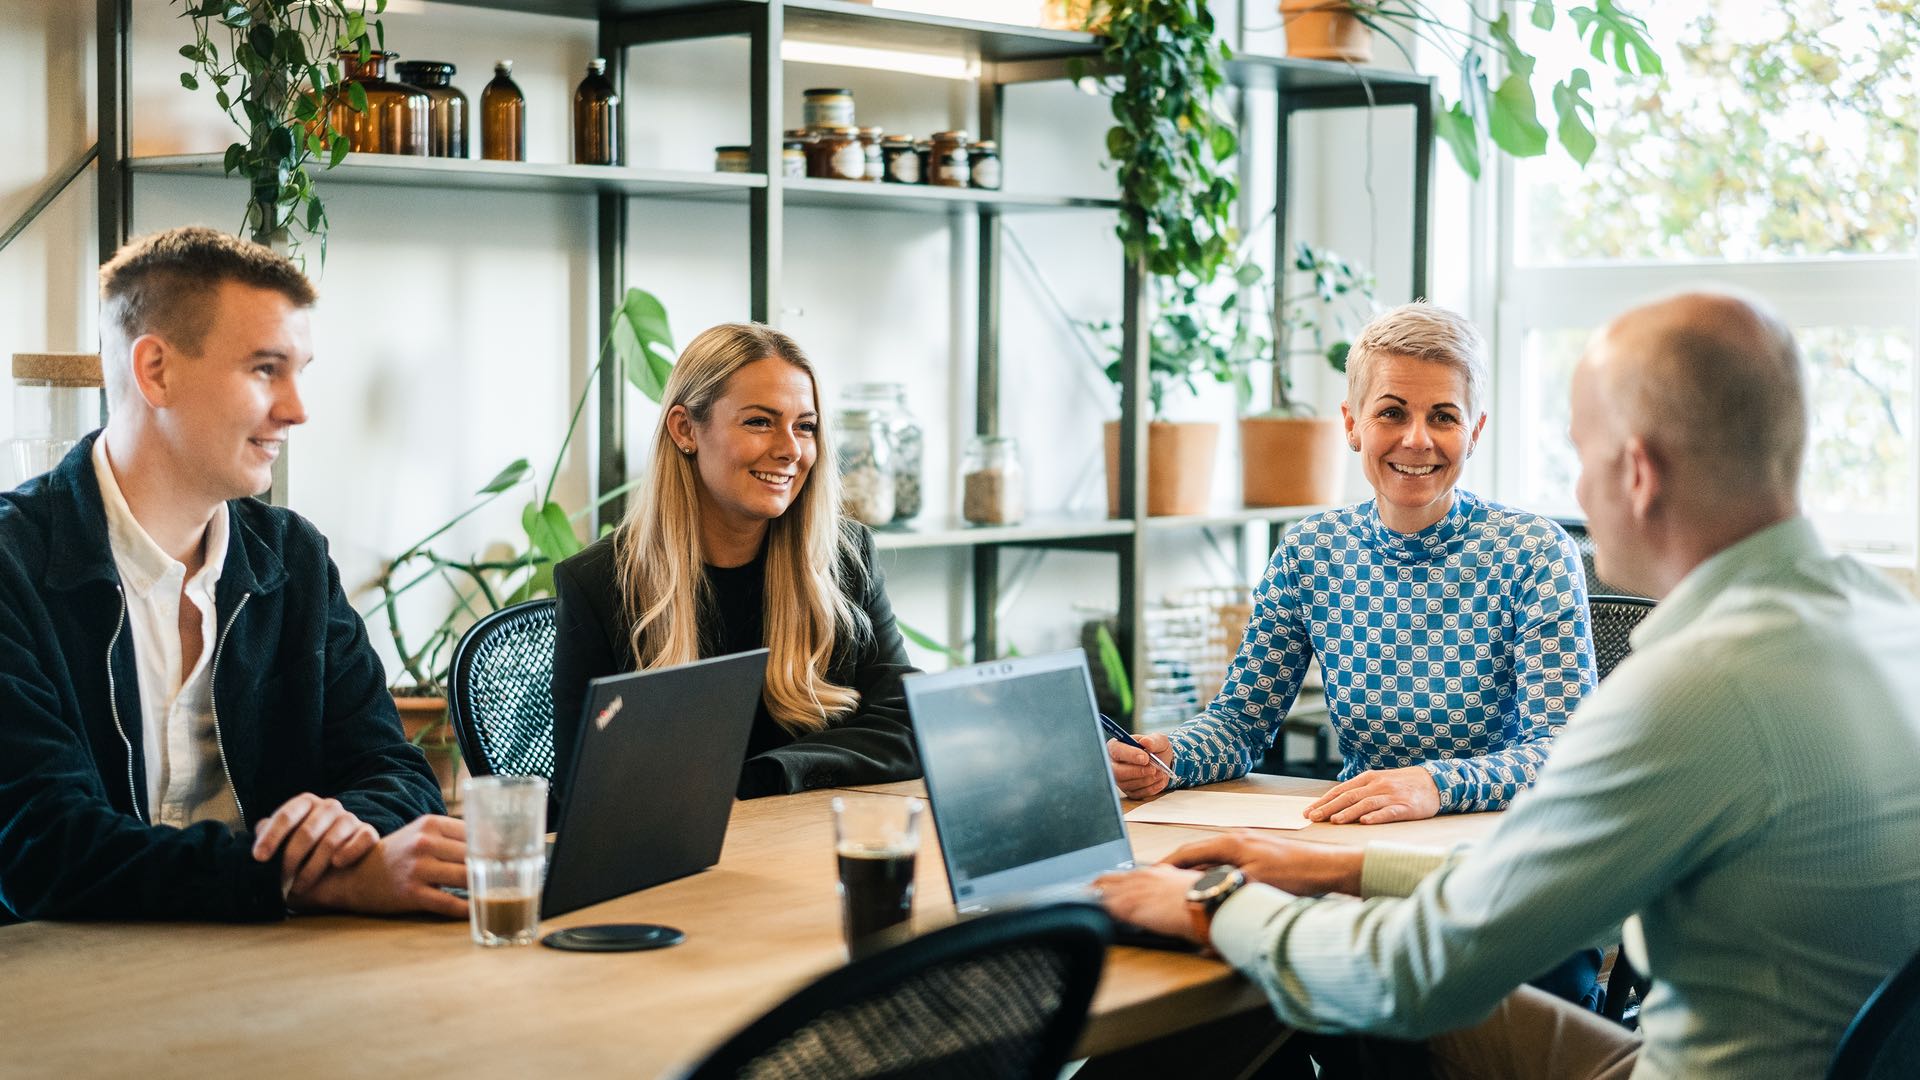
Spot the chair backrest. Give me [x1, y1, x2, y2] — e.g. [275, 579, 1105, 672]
[682, 903, 1113, 1080]
[1828, 944, 1920, 1079]
[1588, 594, 1656, 683]
[1554, 518, 1648, 600]
[447, 598, 558, 780]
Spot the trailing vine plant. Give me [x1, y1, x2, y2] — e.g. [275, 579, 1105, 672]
[1071, 1, 1244, 417]
[173, 0, 388, 259]
[1076, 0, 1240, 285]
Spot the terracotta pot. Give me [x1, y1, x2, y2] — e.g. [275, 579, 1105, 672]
[1104, 420, 1220, 518]
[393, 693, 463, 808]
[1240, 415, 1347, 507]
[1279, 0, 1375, 63]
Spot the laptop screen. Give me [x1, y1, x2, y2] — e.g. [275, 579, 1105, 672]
[905, 651, 1135, 910]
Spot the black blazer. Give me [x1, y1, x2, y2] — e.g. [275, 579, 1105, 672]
[0, 434, 445, 922]
[550, 525, 922, 799]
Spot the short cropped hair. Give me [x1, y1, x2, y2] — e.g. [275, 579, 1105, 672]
[97, 226, 316, 403]
[1611, 291, 1806, 497]
[1345, 302, 1490, 420]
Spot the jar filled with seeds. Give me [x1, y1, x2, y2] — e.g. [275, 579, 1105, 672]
[842, 382, 923, 521]
[961, 434, 1024, 525]
[835, 407, 896, 526]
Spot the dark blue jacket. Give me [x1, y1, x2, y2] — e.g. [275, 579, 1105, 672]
[0, 433, 443, 922]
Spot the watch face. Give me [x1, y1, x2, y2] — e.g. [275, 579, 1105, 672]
[1189, 864, 1239, 901]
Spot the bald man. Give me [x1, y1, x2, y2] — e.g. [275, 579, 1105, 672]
[1096, 291, 1920, 1079]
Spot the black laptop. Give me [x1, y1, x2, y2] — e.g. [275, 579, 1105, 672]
[540, 648, 768, 919]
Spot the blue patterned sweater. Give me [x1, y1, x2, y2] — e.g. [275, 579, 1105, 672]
[1167, 490, 1596, 813]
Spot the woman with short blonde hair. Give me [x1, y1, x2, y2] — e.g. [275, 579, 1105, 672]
[551, 323, 919, 798]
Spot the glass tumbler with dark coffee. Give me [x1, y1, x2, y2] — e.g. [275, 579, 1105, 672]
[465, 775, 548, 947]
[832, 796, 922, 960]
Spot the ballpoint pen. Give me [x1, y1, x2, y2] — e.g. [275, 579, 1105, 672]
[1098, 713, 1178, 780]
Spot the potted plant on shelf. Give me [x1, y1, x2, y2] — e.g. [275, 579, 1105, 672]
[1275, 1, 1661, 180]
[1241, 242, 1376, 508]
[1073, 1, 1242, 517]
[174, 0, 390, 257]
[1087, 267, 1264, 517]
[368, 288, 677, 798]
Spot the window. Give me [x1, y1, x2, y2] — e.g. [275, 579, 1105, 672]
[1493, 0, 1919, 559]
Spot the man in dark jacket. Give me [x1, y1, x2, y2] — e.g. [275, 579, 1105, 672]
[0, 226, 464, 922]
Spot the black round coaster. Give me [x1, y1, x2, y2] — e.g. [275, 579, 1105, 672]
[540, 923, 687, 952]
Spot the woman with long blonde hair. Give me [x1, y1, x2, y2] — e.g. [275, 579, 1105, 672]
[550, 323, 920, 798]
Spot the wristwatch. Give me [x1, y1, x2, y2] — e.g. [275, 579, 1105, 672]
[1185, 864, 1247, 952]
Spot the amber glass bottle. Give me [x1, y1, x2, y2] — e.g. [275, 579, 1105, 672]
[572, 58, 621, 166]
[330, 50, 428, 155]
[480, 61, 525, 162]
[394, 60, 467, 158]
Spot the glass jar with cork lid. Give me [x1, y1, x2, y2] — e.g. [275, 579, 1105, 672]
[8, 353, 102, 486]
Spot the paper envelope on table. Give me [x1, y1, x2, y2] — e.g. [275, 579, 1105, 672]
[1123, 790, 1315, 831]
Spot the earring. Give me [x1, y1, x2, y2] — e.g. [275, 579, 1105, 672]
[680, 445, 694, 456]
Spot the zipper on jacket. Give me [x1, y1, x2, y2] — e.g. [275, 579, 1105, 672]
[104, 584, 145, 824]
[209, 591, 251, 825]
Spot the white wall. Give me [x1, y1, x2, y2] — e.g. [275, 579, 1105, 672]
[3, 0, 1458, 678]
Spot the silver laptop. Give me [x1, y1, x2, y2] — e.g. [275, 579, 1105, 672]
[903, 649, 1138, 914]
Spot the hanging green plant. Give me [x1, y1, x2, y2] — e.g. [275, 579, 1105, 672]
[1074, 0, 1240, 287]
[173, 0, 388, 258]
[1309, 1, 1662, 180]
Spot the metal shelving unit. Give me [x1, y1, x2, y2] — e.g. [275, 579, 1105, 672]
[89, 0, 1433, 727]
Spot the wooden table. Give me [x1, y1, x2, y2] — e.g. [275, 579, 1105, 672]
[0, 775, 1497, 1078]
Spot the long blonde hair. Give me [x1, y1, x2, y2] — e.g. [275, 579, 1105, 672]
[613, 322, 866, 733]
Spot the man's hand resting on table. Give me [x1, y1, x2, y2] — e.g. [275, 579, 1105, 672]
[1304, 765, 1441, 824]
[1106, 732, 1177, 800]
[1161, 830, 1363, 897]
[285, 815, 470, 918]
[252, 793, 380, 896]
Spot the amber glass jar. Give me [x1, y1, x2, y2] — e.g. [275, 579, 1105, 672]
[805, 126, 865, 181]
[480, 61, 525, 162]
[394, 60, 467, 159]
[928, 130, 971, 187]
[330, 50, 428, 155]
[573, 58, 621, 166]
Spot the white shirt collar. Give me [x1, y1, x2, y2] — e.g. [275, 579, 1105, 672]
[90, 436, 229, 601]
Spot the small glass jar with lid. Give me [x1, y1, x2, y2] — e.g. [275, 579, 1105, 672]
[835, 408, 897, 526]
[805, 126, 865, 181]
[714, 145, 752, 173]
[928, 130, 971, 188]
[781, 139, 806, 178]
[842, 383, 923, 521]
[856, 126, 885, 182]
[881, 135, 920, 184]
[969, 139, 1001, 190]
[961, 434, 1024, 525]
[9, 353, 102, 486]
[802, 88, 856, 131]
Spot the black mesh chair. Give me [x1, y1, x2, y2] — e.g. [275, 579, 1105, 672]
[1555, 518, 1647, 600]
[1589, 594, 1657, 683]
[1827, 944, 1920, 1079]
[682, 903, 1113, 1080]
[447, 598, 558, 781]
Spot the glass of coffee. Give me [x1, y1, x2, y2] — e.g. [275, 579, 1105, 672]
[831, 795, 922, 960]
[464, 775, 548, 947]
